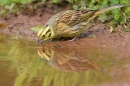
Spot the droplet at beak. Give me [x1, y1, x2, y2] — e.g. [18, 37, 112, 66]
[38, 39, 43, 45]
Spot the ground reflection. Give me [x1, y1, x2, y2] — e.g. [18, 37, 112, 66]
[38, 46, 99, 72]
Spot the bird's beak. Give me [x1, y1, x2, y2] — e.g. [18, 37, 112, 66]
[38, 39, 43, 45]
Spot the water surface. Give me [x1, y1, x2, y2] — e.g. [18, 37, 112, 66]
[0, 34, 130, 86]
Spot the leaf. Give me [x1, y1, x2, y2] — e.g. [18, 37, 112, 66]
[30, 25, 43, 32]
[111, 0, 119, 4]
[72, 5, 78, 10]
[41, 0, 46, 3]
[125, 7, 130, 13]
[114, 13, 120, 20]
[112, 9, 121, 20]
[110, 26, 115, 33]
[125, 28, 130, 32]
[0, 10, 6, 15]
[98, 14, 107, 22]
[124, 25, 130, 32]
[52, 0, 60, 4]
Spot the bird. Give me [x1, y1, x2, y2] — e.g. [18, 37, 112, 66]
[37, 47, 99, 72]
[38, 4, 124, 43]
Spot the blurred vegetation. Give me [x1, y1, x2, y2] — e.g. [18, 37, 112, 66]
[0, 0, 130, 29]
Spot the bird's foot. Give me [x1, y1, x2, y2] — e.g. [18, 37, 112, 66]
[68, 36, 79, 42]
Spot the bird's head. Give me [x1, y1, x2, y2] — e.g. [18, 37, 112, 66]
[37, 47, 54, 61]
[38, 25, 54, 44]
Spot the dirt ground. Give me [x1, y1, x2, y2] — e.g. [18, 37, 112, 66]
[0, 3, 130, 85]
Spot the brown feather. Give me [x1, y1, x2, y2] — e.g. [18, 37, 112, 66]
[56, 10, 96, 26]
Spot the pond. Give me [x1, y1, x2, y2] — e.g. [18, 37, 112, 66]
[0, 33, 130, 86]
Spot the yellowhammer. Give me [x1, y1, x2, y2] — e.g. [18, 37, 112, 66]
[38, 4, 124, 43]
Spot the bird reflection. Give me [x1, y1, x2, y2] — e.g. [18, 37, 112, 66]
[38, 46, 99, 72]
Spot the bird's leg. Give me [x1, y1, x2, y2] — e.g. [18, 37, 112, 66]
[71, 36, 78, 41]
[68, 34, 81, 42]
[69, 26, 92, 42]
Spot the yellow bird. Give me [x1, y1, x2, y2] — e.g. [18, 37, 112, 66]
[38, 4, 124, 43]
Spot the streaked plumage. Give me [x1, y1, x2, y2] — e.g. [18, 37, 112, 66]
[38, 5, 124, 43]
[38, 47, 99, 72]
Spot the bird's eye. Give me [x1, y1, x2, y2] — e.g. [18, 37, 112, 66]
[48, 32, 51, 37]
[42, 35, 45, 38]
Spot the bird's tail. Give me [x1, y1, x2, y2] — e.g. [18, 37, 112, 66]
[90, 4, 124, 19]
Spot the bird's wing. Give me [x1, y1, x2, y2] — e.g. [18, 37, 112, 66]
[56, 10, 96, 26]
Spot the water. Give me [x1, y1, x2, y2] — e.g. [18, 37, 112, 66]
[0, 34, 130, 86]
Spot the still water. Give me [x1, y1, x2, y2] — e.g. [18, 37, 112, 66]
[0, 34, 130, 86]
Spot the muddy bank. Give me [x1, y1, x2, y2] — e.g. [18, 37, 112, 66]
[0, 10, 54, 41]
